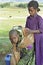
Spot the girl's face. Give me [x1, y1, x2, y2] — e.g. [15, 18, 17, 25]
[28, 7, 37, 16]
[9, 33, 19, 44]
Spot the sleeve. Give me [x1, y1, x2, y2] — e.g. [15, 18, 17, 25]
[38, 17, 43, 33]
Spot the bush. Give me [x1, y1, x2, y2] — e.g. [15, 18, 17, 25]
[16, 3, 27, 8]
[0, 3, 10, 8]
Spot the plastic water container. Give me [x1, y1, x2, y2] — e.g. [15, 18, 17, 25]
[5, 54, 12, 65]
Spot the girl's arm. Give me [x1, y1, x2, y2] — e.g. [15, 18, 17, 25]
[12, 46, 20, 64]
[22, 28, 40, 37]
[30, 30, 40, 34]
[23, 28, 40, 34]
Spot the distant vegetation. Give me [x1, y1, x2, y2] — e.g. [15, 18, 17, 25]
[0, 3, 10, 8]
[0, 2, 43, 8]
[16, 3, 27, 8]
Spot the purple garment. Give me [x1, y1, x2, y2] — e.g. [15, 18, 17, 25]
[27, 45, 33, 50]
[25, 14, 43, 65]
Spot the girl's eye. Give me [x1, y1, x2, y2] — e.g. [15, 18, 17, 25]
[29, 9, 33, 12]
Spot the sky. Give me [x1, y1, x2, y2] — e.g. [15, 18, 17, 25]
[0, 0, 43, 3]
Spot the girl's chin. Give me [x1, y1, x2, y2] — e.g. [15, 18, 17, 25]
[30, 15, 34, 17]
[13, 42, 18, 44]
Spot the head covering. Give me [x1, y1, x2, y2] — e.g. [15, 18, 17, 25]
[12, 26, 23, 42]
[28, 1, 40, 12]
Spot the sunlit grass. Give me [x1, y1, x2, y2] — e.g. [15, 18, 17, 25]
[0, 7, 28, 17]
[0, 18, 26, 37]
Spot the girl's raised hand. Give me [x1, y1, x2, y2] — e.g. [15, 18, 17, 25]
[22, 28, 31, 37]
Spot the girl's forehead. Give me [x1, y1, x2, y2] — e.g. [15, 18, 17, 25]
[11, 33, 18, 36]
[10, 34, 18, 39]
[29, 7, 35, 10]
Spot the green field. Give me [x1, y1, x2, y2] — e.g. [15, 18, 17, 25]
[0, 18, 25, 37]
[0, 6, 43, 65]
[0, 7, 43, 37]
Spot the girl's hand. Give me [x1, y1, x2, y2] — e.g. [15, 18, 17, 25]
[22, 28, 31, 37]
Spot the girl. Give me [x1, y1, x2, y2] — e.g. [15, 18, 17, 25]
[25, 1, 43, 65]
[9, 26, 34, 65]
[9, 29, 21, 65]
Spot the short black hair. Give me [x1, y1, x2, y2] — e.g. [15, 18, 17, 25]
[28, 1, 40, 12]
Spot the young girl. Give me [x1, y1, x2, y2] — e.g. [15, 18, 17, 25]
[24, 1, 43, 65]
[9, 29, 21, 65]
[9, 26, 34, 65]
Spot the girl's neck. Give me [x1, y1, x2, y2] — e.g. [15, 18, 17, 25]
[30, 13, 37, 18]
[13, 43, 17, 51]
[34, 13, 37, 16]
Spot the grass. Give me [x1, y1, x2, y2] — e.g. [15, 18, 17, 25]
[0, 7, 28, 17]
[0, 38, 11, 65]
[0, 18, 25, 37]
[0, 37, 12, 54]
[0, 55, 5, 65]
[0, 37, 10, 44]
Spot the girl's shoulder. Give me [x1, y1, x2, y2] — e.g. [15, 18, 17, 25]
[37, 14, 43, 20]
[36, 15, 43, 23]
[27, 16, 30, 19]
